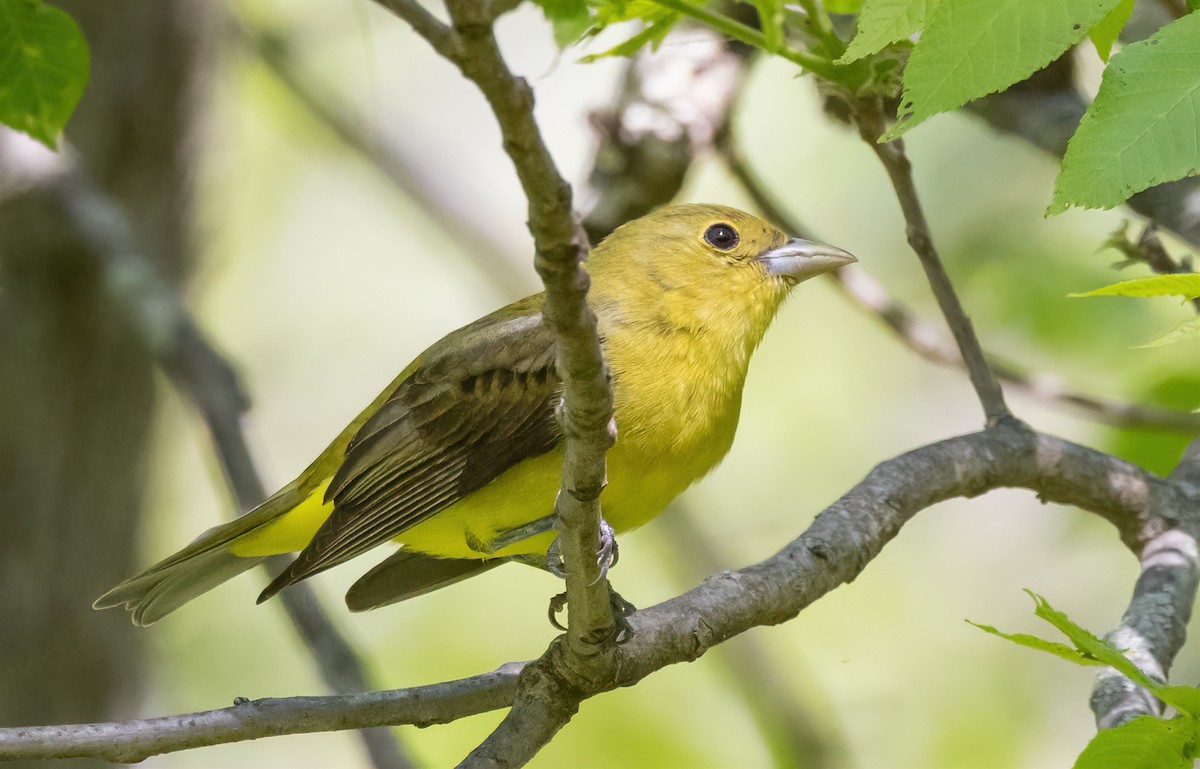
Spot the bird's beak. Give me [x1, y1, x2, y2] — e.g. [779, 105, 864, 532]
[754, 238, 857, 283]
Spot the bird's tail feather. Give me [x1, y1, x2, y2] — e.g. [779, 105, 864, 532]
[94, 549, 265, 626]
[94, 480, 311, 625]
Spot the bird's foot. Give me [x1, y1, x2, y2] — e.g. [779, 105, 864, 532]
[543, 515, 618, 580]
[548, 591, 569, 630]
[595, 517, 618, 583]
[547, 584, 637, 643]
[607, 587, 637, 644]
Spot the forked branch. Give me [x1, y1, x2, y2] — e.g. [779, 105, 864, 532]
[2, 424, 1194, 763]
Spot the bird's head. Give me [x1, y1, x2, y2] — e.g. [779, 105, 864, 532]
[588, 203, 856, 353]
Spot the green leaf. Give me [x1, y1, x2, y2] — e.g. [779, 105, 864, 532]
[1050, 13, 1200, 213]
[1074, 715, 1198, 769]
[1070, 274, 1200, 300]
[839, 0, 936, 63]
[968, 620, 1107, 666]
[882, 0, 1124, 141]
[574, 0, 687, 59]
[578, 17, 675, 61]
[0, 0, 89, 148]
[1158, 686, 1200, 717]
[1026, 591, 1200, 716]
[826, 0, 865, 12]
[979, 591, 1200, 723]
[1088, 0, 1133, 62]
[1138, 317, 1200, 348]
[1026, 591, 1154, 682]
[535, 0, 592, 47]
[592, 0, 677, 26]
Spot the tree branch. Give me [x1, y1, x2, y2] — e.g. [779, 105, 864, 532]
[0, 666, 521, 763]
[373, 0, 456, 55]
[8, 424, 1192, 762]
[444, 0, 615, 641]
[440, 0, 616, 648]
[607, 424, 1184, 686]
[370, 0, 618, 761]
[852, 99, 1012, 425]
[835, 264, 1200, 432]
[1091, 438, 1200, 728]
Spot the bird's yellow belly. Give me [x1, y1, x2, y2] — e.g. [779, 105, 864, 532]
[231, 433, 724, 562]
[397, 436, 713, 559]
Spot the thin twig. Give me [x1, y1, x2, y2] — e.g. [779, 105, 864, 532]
[370, 0, 618, 761]
[852, 98, 1012, 425]
[446, 0, 617, 650]
[794, 0, 845, 58]
[373, 0, 456, 54]
[0, 666, 522, 763]
[721, 144, 1200, 434]
[836, 265, 1200, 431]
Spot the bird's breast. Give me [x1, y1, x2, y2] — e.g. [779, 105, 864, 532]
[598, 323, 749, 531]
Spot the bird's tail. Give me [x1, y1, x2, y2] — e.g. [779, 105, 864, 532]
[94, 479, 329, 626]
[94, 548, 266, 626]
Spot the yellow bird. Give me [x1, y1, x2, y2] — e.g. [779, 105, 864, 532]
[95, 204, 854, 625]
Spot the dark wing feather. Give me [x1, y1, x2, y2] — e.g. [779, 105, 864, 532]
[258, 302, 560, 602]
[345, 550, 503, 612]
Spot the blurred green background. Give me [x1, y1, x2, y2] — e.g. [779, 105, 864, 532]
[11, 1, 1200, 767]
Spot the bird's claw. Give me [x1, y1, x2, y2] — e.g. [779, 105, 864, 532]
[548, 591, 568, 631]
[544, 585, 637, 643]
[592, 518, 618, 585]
[545, 516, 618, 584]
[608, 587, 637, 644]
[544, 516, 628, 637]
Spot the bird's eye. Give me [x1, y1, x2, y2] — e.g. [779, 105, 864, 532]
[704, 223, 739, 251]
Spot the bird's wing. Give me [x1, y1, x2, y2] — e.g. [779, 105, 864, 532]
[345, 550, 503, 612]
[259, 299, 560, 601]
